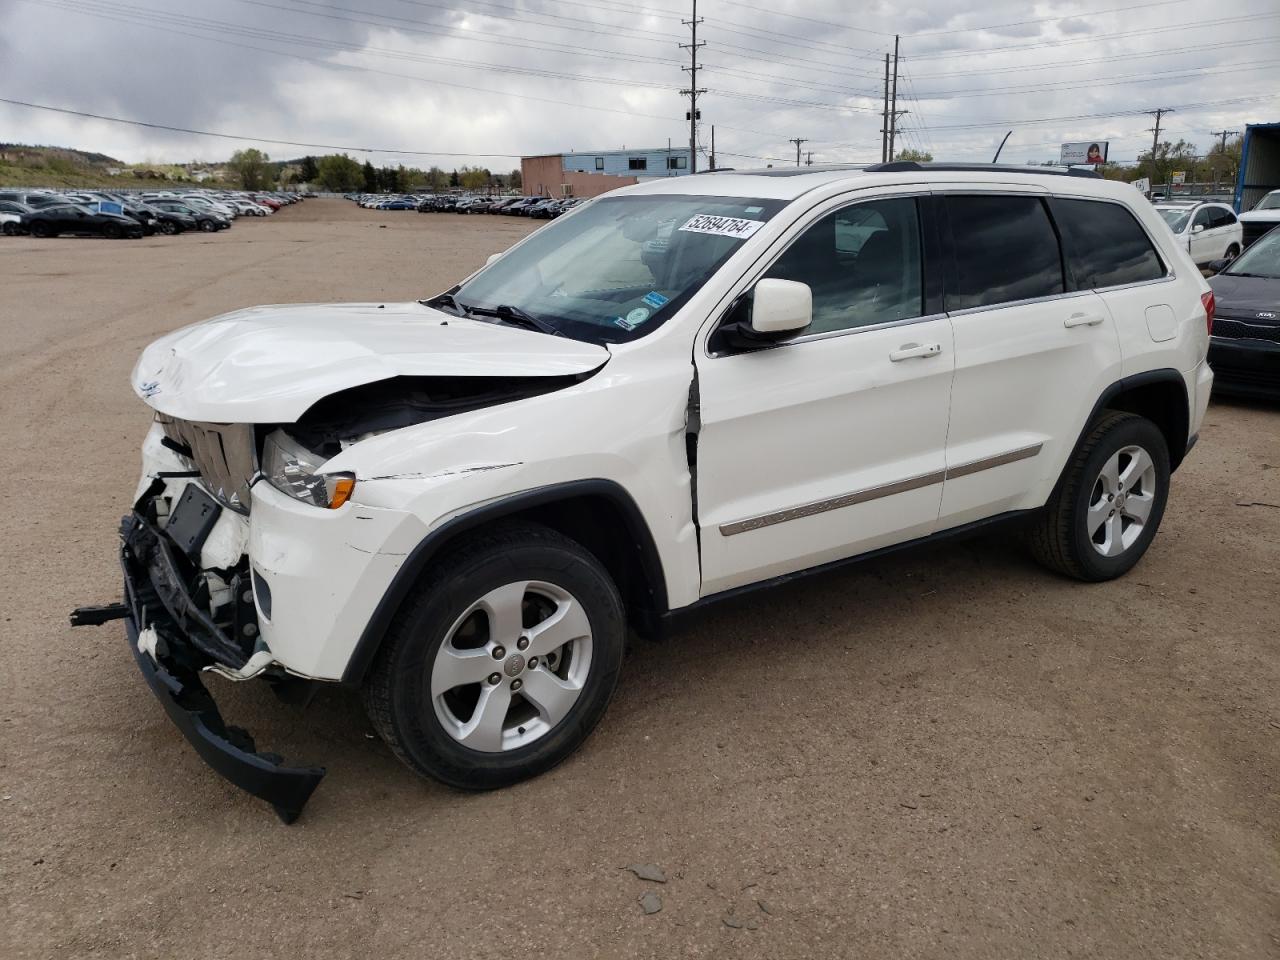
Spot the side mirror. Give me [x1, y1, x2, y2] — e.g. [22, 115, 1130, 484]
[750, 278, 812, 335]
[486, 252, 502, 266]
[1191, 224, 1205, 234]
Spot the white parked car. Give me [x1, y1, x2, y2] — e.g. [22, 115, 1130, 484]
[229, 199, 270, 216]
[75, 163, 1214, 821]
[1154, 200, 1243, 267]
[181, 195, 237, 218]
[0, 211, 21, 235]
[1239, 189, 1280, 249]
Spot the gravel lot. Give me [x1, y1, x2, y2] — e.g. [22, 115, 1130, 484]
[2, 199, 1278, 959]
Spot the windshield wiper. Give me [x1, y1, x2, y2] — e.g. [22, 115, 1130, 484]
[466, 304, 562, 337]
[421, 291, 467, 316]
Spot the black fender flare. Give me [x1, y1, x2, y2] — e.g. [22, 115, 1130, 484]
[1058, 367, 1192, 490]
[340, 479, 668, 686]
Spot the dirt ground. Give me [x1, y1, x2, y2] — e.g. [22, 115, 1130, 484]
[2, 199, 1277, 960]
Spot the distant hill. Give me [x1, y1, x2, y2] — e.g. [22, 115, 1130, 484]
[0, 143, 233, 188]
[0, 143, 122, 166]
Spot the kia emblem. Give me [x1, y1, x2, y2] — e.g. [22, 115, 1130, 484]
[1257, 311, 1277, 320]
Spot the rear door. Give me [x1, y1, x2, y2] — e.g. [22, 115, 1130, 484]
[935, 188, 1122, 528]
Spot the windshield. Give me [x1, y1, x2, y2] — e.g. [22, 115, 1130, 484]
[1157, 208, 1190, 232]
[445, 194, 785, 343]
[1256, 193, 1280, 211]
[1224, 228, 1280, 278]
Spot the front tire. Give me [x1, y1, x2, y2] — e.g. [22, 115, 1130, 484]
[198, 219, 216, 232]
[1226, 243, 1241, 259]
[1030, 411, 1170, 581]
[363, 523, 625, 790]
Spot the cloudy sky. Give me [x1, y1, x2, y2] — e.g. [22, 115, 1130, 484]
[0, 0, 1277, 170]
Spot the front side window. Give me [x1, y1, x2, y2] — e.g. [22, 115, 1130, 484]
[946, 195, 1064, 311]
[445, 194, 784, 344]
[1049, 198, 1166, 289]
[628, 157, 647, 171]
[1192, 207, 1212, 229]
[667, 156, 688, 170]
[762, 197, 924, 334]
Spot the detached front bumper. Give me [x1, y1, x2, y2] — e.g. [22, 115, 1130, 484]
[73, 512, 326, 823]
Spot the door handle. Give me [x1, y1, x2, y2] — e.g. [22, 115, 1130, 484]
[1064, 312, 1105, 328]
[889, 342, 942, 362]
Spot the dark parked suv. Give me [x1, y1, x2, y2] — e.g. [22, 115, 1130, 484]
[23, 204, 144, 239]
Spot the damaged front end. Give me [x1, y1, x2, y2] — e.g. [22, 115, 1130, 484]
[73, 477, 326, 823]
[75, 367, 599, 822]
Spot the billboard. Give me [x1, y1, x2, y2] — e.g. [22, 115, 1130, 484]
[1060, 141, 1109, 165]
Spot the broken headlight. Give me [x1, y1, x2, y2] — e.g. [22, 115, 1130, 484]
[262, 429, 355, 509]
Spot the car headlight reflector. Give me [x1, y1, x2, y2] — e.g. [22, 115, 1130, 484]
[262, 429, 355, 509]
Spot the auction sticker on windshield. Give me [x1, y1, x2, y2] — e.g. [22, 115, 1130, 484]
[678, 215, 765, 239]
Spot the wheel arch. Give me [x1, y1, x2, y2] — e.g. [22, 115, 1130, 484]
[341, 479, 668, 687]
[1071, 369, 1191, 480]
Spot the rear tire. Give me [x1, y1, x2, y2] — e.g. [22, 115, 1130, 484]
[198, 219, 216, 233]
[1029, 411, 1170, 581]
[1, 222, 14, 236]
[1226, 243, 1241, 259]
[159, 220, 177, 235]
[30, 221, 51, 238]
[363, 523, 625, 790]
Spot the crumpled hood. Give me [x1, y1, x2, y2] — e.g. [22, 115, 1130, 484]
[132, 301, 610, 422]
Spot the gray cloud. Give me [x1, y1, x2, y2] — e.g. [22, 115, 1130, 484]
[0, 0, 1276, 169]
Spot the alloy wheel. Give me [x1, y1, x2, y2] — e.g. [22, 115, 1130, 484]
[1087, 444, 1157, 557]
[430, 580, 593, 752]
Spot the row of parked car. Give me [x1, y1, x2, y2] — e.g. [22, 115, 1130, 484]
[346, 192, 587, 219]
[0, 188, 306, 239]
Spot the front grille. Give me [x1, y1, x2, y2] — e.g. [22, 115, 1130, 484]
[157, 416, 256, 514]
[1213, 316, 1280, 343]
[1242, 221, 1277, 248]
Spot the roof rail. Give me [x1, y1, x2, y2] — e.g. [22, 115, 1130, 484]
[864, 161, 1102, 179]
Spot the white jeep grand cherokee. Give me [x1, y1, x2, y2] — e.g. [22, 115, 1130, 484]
[75, 162, 1214, 821]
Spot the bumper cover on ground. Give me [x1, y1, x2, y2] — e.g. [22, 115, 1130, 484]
[76, 512, 327, 823]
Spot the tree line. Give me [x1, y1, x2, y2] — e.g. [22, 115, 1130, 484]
[226, 148, 521, 193]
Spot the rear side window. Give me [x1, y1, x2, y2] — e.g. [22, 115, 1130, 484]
[1049, 198, 1166, 289]
[945, 195, 1064, 311]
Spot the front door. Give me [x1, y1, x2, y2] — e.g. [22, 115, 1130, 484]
[694, 194, 955, 596]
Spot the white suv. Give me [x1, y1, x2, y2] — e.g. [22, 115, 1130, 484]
[75, 163, 1214, 821]
[1154, 200, 1243, 267]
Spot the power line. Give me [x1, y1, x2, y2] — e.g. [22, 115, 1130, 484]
[0, 96, 524, 157]
[909, 0, 1190, 36]
[904, 36, 1278, 79]
[907, 10, 1280, 60]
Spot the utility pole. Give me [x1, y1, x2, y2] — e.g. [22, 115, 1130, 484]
[1208, 130, 1237, 191]
[1145, 107, 1174, 184]
[888, 35, 901, 161]
[880, 53, 890, 162]
[709, 125, 716, 171]
[790, 138, 808, 167]
[680, 0, 706, 174]
[1209, 128, 1238, 153]
[805, 151, 813, 166]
